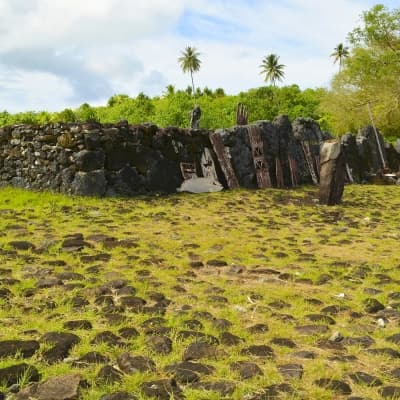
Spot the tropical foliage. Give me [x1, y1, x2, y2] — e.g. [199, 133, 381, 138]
[178, 46, 201, 97]
[0, 85, 327, 131]
[330, 43, 350, 72]
[259, 54, 285, 86]
[321, 4, 400, 138]
[0, 5, 399, 140]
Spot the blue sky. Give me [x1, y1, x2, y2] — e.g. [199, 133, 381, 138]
[0, 0, 398, 112]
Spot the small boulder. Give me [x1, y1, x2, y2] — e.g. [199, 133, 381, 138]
[0, 364, 40, 386]
[15, 373, 82, 400]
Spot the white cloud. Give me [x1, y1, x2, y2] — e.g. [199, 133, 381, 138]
[0, 0, 395, 112]
[0, 69, 74, 112]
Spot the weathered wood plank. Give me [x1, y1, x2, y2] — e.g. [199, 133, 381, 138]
[301, 141, 319, 185]
[209, 132, 239, 189]
[288, 156, 299, 187]
[247, 125, 271, 188]
[180, 162, 197, 180]
[275, 158, 285, 188]
[201, 148, 219, 182]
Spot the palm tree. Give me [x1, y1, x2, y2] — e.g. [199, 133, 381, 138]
[164, 85, 175, 97]
[178, 46, 201, 96]
[260, 54, 285, 86]
[331, 43, 350, 72]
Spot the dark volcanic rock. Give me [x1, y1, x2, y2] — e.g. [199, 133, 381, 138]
[314, 379, 352, 395]
[147, 159, 183, 193]
[220, 332, 244, 346]
[36, 277, 63, 288]
[63, 320, 92, 330]
[8, 241, 35, 251]
[293, 350, 316, 359]
[278, 363, 304, 380]
[357, 125, 387, 174]
[71, 170, 107, 197]
[380, 386, 400, 399]
[0, 287, 12, 299]
[100, 392, 138, 400]
[212, 318, 232, 330]
[183, 342, 218, 361]
[366, 348, 400, 358]
[295, 325, 329, 335]
[141, 379, 184, 400]
[349, 371, 382, 387]
[0, 363, 40, 386]
[341, 133, 363, 182]
[230, 361, 263, 379]
[119, 296, 146, 312]
[74, 351, 110, 366]
[241, 345, 275, 359]
[42, 344, 72, 364]
[343, 335, 375, 348]
[0, 340, 40, 358]
[40, 332, 80, 364]
[271, 338, 297, 348]
[247, 383, 294, 400]
[306, 313, 336, 325]
[248, 323, 269, 333]
[183, 319, 203, 330]
[363, 298, 385, 313]
[391, 368, 400, 379]
[117, 353, 156, 374]
[207, 259, 228, 267]
[112, 165, 145, 196]
[91, 331, 122, 346]
[386, 334, 400, 345]
[191, 380, 236, 396]
[146, 335, 172, 354]
[75, 150, 105, 172]
[96, 365, 123, 384]
[165, 361, 214, 383]
[118, 327, 139, 339]
[177, 331, 219, 345]
[40, 332, 80, 348]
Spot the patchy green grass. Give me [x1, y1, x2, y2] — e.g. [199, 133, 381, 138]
[0, 185, 399, 399]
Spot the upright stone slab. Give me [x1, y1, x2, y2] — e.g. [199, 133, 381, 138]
[190, 106, 201, 129]
[319, 140, 346, 205]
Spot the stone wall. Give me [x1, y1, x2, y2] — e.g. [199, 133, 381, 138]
[0, 116, 398, 196]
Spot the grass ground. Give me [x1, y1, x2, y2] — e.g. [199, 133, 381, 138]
[0, 185, 399, 399]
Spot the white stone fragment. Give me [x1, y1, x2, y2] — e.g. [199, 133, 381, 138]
[177, 177, 223, 193]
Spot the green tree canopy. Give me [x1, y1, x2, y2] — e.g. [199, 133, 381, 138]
[321, 4, 400, 138]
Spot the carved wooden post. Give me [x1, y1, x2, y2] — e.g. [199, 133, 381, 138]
[275, 158, 284, 188]
[319, 140, 346, 205]
[288, 156, 299, 187]
[236, 103, 249, 126]
[209, 132, 239, 189]
[301, 141, 319, 185]
[247, 125, 271, 188]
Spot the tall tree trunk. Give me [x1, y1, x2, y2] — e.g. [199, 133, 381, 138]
[190, 70, 195, 100]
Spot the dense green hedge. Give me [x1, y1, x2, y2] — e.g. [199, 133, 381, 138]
[0, 84, 329, 131]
